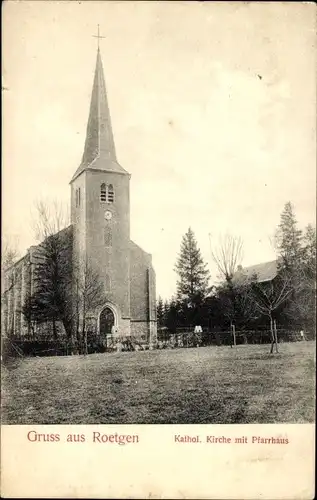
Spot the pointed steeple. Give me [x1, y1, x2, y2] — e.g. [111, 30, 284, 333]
[71, 47, 128, 182]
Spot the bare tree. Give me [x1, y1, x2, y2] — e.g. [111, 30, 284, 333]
[210, 234, 243, 283]
[73, 256, 105, 354]
[2, 235, 20, 292]
[251, 272, 293, 353]
[1, 236, 20, 337]
[32, 199, 69, 242]
[2, 235, 20, 270]
[211, 234, 244, 344]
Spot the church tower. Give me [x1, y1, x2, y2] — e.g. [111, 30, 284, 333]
[70, 46, 131, 336]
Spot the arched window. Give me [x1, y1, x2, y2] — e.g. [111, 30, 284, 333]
[108, 184, 114, 203]
[100, 183, 107, 202]
[104, 226, 112, 247]
[75, 188, 81, 207]
[99, 306, 115, 335]
[100, 183, 115, 204]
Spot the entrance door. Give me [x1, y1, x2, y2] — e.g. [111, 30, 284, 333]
[99, 307, 115, 335]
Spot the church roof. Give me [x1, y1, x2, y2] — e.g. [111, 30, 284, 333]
[71, 48, 129, 182]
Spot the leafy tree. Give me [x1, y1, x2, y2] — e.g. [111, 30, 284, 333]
[175, 228, 210, 314]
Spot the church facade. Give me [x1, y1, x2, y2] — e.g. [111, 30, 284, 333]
[2, 47, 157, 344]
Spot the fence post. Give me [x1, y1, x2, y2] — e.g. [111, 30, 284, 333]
[232, 324, 236, 346]
[273, 320, 278, 353]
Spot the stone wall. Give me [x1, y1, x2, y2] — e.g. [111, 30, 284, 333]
[130, 240, 151, 321]
[130, 320, 149, 340]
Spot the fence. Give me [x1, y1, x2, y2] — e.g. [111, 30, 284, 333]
[159, 328, 315, 346]
[1, 335, 108, 360]
[2, 327, 315, 360]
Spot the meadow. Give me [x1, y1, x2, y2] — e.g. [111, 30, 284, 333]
[2, 341, 315, 424]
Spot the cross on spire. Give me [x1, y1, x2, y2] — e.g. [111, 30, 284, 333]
[93, 24, 105, 50]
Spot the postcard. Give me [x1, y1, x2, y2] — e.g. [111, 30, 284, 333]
[1, 1, 315, 498]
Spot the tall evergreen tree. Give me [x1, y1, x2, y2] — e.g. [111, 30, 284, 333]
[302, 224, 316, 280]
[175, 228, 210, 312]
[285, 223, 316, 330]
[275, 202, 303, 271]
[275, 203, 315, 331]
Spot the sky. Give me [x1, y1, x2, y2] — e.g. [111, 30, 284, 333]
[2, 1, 316, 299]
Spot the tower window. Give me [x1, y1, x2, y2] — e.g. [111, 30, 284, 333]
[75, 188, 81, 207]
[100, 183, 115, 204]
[108, 184, 114, 203]
[100, 183, 107, 202]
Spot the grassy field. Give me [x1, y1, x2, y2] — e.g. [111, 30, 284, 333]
[2, 341, 315, 424]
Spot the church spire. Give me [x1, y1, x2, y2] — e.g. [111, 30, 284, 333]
[71, 33, 128, 182]
[82, 47, 117, 164]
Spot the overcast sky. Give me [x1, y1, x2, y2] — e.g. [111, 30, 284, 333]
[2, 1, 316, 299]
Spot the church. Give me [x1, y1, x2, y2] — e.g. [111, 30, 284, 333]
[3, 44, 157, 344]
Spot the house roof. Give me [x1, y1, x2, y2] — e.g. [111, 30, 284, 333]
[235, 260, 278, 283]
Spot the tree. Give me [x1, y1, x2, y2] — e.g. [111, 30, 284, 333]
[284, 224, 316, 330]
[216, 280, 258, 332]
[211, 234, 245, 342]
[275, 202, 302, 272]
[2, 236, 20, 271]
[175, 228, 210, 318]
[165, 296, 179, 334]
[73, 256, 105, 354]
[275, 203, 315, 331]
[23, 201, 73, 341]
[156, 296, 164, 328]
[1, 236, 20, 294]
[302, 224, 316, 280]
[211, 234, 243, 283]
[1, 236, 20, 337]
[251, 271, 293, 353]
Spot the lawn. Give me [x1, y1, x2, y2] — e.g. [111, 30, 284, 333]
[1, 341, 315, 424]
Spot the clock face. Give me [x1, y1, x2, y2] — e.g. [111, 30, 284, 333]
[104, 210, 112, 220]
